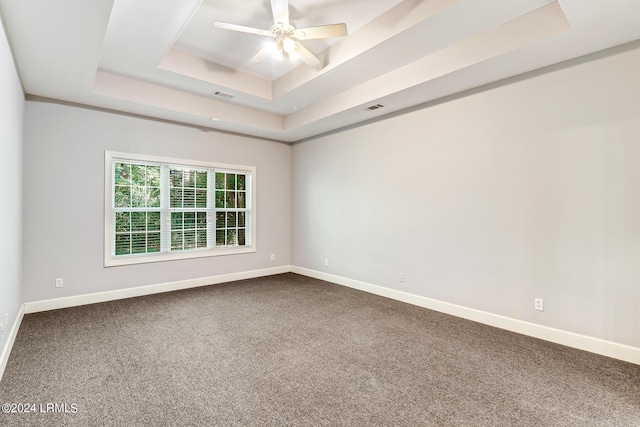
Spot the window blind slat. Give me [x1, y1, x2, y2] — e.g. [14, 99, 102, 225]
[106, 152, 254, 266]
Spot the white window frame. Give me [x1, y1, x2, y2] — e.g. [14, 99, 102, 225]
[104, 151, 256, 267]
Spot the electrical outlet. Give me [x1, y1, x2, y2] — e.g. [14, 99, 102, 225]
[399, 273, 405, 283]
[55, 278, 64, 288]
[270, 254, 275, 261]
[534, 298, 544, 311]
[324, 259, 329, 266]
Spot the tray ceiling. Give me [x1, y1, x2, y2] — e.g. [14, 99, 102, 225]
[2, 0, 640, 142]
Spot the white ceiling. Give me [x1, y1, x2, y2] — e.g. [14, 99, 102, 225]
[176, 0, 405, 81]
[2, 0, 640, 143]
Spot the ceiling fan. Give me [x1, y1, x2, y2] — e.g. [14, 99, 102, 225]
[214, 0, 348, 67]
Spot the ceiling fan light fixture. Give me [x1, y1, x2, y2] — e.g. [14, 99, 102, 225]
[266, 40, 282, 59]
[215, 0, 348, 67]
[288, 50, 300, 62]
[282, 36, 296, 53]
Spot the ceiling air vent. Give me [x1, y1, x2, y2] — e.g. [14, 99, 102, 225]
[212, 91, 234, 99]
[365, 104, 384, 111]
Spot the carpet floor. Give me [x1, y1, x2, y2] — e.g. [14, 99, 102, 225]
[1, 273, 639, 426]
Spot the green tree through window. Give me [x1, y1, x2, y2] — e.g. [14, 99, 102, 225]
[106, 152, 254, 267]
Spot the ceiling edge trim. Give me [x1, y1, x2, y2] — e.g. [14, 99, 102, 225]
[285, 1, 571, 132]
[24, 94, 290, 145]
[292, 38, 640, 145]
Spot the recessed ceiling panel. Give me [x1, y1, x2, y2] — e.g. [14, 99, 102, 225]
[173, 0, 404, 81]
[3, 0, 640, 142]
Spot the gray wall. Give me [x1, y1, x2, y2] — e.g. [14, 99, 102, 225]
[22, 101, 291, 302]
[292, 44, 640, 348]
[15, 35, 640, 352]
[0, 16, 23, 346]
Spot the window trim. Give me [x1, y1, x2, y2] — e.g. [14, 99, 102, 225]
[104, 151, 256, 267]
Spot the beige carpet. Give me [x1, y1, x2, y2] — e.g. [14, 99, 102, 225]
[1, 273, 639, 426]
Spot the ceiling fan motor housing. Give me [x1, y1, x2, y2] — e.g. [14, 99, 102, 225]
[270, 22, 295, 38]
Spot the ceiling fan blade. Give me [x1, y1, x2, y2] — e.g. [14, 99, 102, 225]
[295, 42, 321, 67]
[215, 21, 271, 37]
[249, 45, 273, 64]
[271, 0, 289, 25]
[294, 23, 348, 40]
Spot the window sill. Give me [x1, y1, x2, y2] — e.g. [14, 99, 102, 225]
[104, 245, 256, 267]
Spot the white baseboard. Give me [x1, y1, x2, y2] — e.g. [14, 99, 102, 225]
[16, 265, 640, 366]
[24, 266, 291, 314]
[0, 305, 24, 383]
[291, 266, 640, 366]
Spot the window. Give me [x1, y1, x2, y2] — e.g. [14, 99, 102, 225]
[105, 152, 255, 266]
